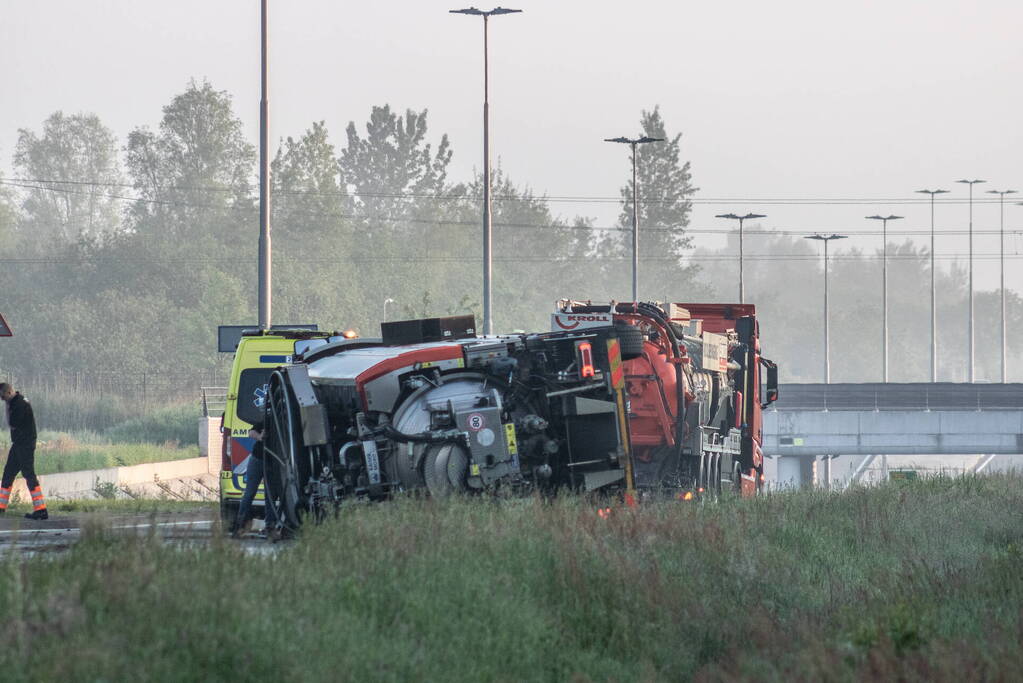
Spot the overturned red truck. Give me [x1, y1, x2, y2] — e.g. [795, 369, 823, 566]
[261, 301, 777, 528]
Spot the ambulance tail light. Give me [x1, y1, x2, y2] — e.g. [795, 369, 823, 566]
[576, 341, 595, 379]
[223, 436, 232, 471]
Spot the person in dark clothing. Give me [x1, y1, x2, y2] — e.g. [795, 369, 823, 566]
[0, 383, 47, 520]
[231, 420, 278, 539]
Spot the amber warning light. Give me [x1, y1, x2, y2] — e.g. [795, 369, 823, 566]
[576, 341, 595, 378]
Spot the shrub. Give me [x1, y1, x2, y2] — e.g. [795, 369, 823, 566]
[105, 403, 199, 445]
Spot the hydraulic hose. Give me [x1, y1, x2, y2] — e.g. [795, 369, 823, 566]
[377, 423, 466, 445]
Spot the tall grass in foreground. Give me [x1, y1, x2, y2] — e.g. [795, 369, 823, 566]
[0, 475, 1021, 681]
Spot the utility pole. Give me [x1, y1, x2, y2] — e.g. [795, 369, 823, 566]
[257, 0, 272, 329]
[716, 212, 767, 303]
[988, 189, 1017, 382]
[916, 189, 949, 382]
[866, 215, 903, 382]
[805, 234, 847, 383]
[451, 6, 521, 336]
[604, 136, 664, 302]
[956, 179, 985, 382]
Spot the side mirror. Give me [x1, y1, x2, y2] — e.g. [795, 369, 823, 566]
[761, 358, 778, 408]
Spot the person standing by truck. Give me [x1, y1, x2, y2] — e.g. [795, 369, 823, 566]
[0, 383, 47, 520]
[231, 420, 277, 539]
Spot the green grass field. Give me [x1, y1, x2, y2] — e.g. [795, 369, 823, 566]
[0, 430, 198, 476]
[0, 475, 1020, 681]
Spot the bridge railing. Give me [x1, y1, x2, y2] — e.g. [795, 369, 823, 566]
[774, 383, 1023, 411]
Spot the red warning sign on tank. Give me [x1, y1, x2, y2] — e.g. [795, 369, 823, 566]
[0, 314, 11, 337]
[467, 413, 486, 431]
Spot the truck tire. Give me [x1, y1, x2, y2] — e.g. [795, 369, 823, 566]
[614, 322, 645, 360]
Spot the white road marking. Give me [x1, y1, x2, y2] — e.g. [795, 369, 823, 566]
[0, 519, 213, 536]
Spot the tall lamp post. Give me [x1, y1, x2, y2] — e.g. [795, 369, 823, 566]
[716, 212, 767, 303]
[866, 215, 903, 382]
[451, 6, 521, 336]
[604, 136, 664, 302]
[915, 189, 949, 382]
[258, 0, 271, 329]
[988, 189, 1017, 382]
[805, 233, 848, 383]
[956, 179, 985, 382]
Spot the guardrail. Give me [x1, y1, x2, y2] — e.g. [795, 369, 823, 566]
[774, 383, 1023, 411]
[200, 387, 228, 418]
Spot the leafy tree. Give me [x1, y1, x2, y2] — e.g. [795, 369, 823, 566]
[13, 112, 123, 242]
[270, 121, 361, 327]
[339, 105, 452, 226]
[125, 79, 255, 245]
[611, 106, 700, 300]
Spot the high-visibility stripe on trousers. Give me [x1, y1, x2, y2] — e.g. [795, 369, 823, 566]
[0, 487, 10, 510]
[29, 486, 45, 511]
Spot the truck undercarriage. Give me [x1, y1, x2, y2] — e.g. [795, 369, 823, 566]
[260, 302, 777, 529]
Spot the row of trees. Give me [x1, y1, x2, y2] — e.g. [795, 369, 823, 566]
[0, 81, 696, 384]
[1, 79, 1019, 388]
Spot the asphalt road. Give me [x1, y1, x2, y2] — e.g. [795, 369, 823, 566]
[0, 510, 282, 556]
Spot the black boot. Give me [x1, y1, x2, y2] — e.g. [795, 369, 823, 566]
[24, 509, 48, 521]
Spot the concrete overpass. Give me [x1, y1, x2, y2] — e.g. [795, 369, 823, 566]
[763, 383, 1023, 486]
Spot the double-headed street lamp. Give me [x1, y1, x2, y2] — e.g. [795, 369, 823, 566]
[451, 6, 522, 336]
[956, 179, 985, 382]
[866, 214, 903, 382]
[716, 212, 767, 303]
[805, 234, 848, 383]
[604, 136, 664, 302]
[988, 189, 1017, 382]
[915, 189, 949, 382]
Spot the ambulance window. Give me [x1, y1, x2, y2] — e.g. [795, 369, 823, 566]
[295, 338, 327, 356]
[237, 369, 274, 425]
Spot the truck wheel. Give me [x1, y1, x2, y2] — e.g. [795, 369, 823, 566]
[614, 322, 645, 360]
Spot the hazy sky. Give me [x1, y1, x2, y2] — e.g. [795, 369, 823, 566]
[3, 0, 1021, 290]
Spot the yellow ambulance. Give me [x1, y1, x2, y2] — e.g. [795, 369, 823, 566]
[219, 327, 337, 522]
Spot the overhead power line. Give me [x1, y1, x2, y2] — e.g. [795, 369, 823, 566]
[1, 177, 1009, 205]
[2, 179, 1020, 237]
[1, 252, 1020, 266]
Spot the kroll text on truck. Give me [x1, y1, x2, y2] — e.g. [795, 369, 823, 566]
[255, 301, 777, 529]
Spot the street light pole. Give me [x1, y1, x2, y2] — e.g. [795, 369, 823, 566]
[805, 234, 848, 383]
[916, 189, 949, 382]
[956, 179, 985, 382]
[451, 6, 521, 336]
[604, 136, 664, 302]
[988, 189, 1017, 382]
[257, 0, 272, 329]
[866, 215, 903, 382]
[716, 212, 767, 303]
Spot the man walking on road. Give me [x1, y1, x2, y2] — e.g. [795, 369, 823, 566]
[0, 383, 47, 520]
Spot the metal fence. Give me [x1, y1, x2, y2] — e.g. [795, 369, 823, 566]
[200, 387, 228, 418]
[5, 369, 228, 412]
[775, 383, 1023, 411]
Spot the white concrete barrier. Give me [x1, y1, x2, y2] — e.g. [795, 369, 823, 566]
[6, 457, 213, 503]
[198, 417, 223, 474]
